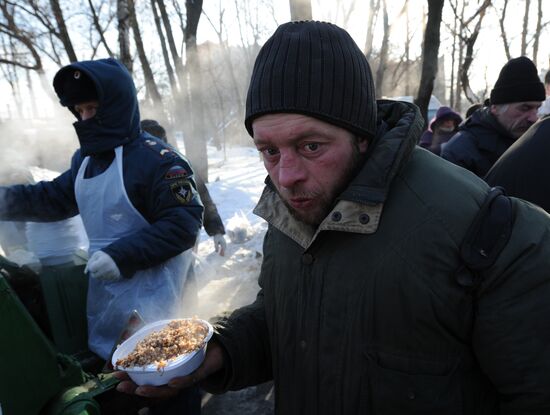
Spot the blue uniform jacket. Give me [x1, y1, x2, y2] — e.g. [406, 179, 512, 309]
[0, 58, 203, 278]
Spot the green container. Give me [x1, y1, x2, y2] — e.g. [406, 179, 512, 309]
[44, 374, 119, 415]
[0, 275, 62, 415]
[38, 257, 89, 355]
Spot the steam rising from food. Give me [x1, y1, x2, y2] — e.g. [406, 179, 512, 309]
[115, 318, 209, 369]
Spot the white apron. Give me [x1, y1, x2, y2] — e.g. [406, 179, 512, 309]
[75, 146, 192, 359]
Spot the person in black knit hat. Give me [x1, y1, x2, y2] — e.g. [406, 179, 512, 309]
[442, 56, 545, 177]
[116, 22, 550, 414]
[57, 68, 98, 107]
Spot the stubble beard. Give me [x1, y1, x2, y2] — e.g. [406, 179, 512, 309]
[278, 145, 365, 226]
[511, 121, 535, 139]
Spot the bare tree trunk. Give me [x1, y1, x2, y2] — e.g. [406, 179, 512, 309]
[0, 37, 22, 118]
[521, 0, 530, 56]
[170, 0, 187, 56]
[454, 1, 465, 112]
[0, 64, 22, 118]
[364, 0, 380, 60]
[88, 0, 114, 57]
[117, 0, 132, 72]
[415, 0, 443, 126]
[26, 69, 38, 119]
[0, 0, 56, 106]
[202, 7, 244, 117]
[127, 0, 162, 106]
[155, 0, 188, 151]
[50, 0, 78, 62]
[289, 0, 312, 20]
[459, 1, 490, 105]
[151, 0, 177, 93]
[335, 0, 357, 29]
[49, 0, 77, 62]
[404, 1, 410, 96]
[184, 0, 208, 181]
[374, 0, 389, 98]
[532, 0, 543, 66]
[497, 0, 511, 60]
[157, 0, 184, 75]
[450, 13, 457, 107]
[203, 53, 227, 155]
[459, 30, 481, 104]
[450, 0, 490, 110]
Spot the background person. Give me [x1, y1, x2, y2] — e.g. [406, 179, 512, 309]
[140, 119, 226, 256]
[465, 102, 483, 119]
[0, 58, 204, 362]
[538, 70, 550, 117]
[442, 56, 545, 177]
[485, 115, 550, 212]
[419, 105, 462, 155]
[116, 21, 550, 414]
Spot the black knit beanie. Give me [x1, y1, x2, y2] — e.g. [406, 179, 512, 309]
[53, 67, 98, 107]
[141, 119, 167, 142]
[490, 56, 545, 105]
[245, 21, 376, 139]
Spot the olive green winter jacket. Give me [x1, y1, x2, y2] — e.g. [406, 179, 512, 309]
[204, 101, 550, 414]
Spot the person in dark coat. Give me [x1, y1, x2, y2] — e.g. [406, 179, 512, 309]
[485, 115, 550, 212]
[419, 106, 462, 155]
[140, 119, 227, 256]
[115, 22, 550, 414]
[442, 56, 545, 177]
[0, 58, 204, 360]
[465, 102, 483, 119]
[538, 70, 550, 117]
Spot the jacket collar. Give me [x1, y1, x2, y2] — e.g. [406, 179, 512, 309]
[459, 107, 515, 152]
[254, 100, 423, 249]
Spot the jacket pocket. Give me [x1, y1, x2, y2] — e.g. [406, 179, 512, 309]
[364, 351, 462, 415]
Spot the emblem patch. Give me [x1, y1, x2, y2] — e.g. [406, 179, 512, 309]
[170, 180, 193, 204]
[165, 165, 189, 180]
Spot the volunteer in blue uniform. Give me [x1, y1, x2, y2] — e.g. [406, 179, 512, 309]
[0, 58, 204, 360]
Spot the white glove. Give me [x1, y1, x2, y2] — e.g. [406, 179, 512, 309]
[85, 251, 121, 281]
[213, 234, 226, 256]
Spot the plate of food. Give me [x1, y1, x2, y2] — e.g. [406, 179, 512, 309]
[112, 317, 213, 386]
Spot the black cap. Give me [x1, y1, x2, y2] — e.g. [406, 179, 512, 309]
[245, 21, 376, 139]
[53, 67, 98, 107]
[490, 56, 545, 105]
[141, 119, 167, 142]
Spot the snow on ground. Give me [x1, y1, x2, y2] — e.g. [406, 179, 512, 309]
[192, 144, 268, 320]
[1, 142, 269, 322]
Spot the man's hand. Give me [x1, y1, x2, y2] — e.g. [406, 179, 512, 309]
[85, 251, 121, 281]
[213, 234, 226, 256]
[114, 339, 226, 398]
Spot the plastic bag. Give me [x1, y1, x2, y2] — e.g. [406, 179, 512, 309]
[225, 211, 253, 244]
[26, 215, 89, 265]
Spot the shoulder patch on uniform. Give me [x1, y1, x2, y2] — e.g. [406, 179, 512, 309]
[143, 141, 177, 159]
[165, 165, 189, 180]
[170, 179, 194, 204]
